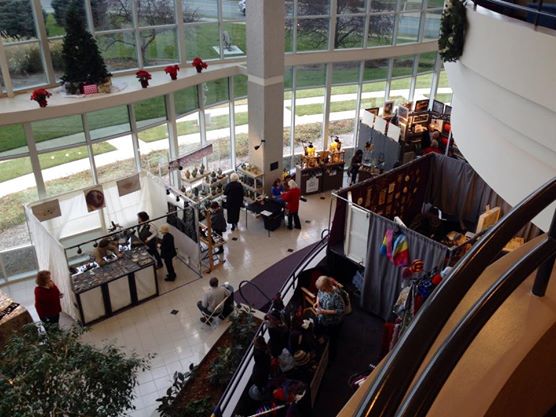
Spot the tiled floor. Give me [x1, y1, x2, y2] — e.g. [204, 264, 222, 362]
[1, 192, 335, 417]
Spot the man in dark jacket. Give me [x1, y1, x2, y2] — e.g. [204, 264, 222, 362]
[159, 224, 177, 281]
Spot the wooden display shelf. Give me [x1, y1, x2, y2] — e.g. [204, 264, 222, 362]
[181, 171, 211, 183]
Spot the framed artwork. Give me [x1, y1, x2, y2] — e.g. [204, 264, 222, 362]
[387, 193, 393, 204]
[397, 106, 409, 121]
[432, 99, 445, 115]
[367, 107, 379, 116]
[378, 189, 386, 205]
[383, 100, 394, 116]
[444, 105, 452, 115]
[388, 182, 396, 194]
[365, 188, 372, 207]
[412, 113, 429, 124]
[414, 99, 429, 112]
[117, 174, 141, 197]
[84, 186, 105, 212]
[31, 199, 61, 222]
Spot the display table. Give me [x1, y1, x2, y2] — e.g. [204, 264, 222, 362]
[71, 246, 158, 325]
[0, 290, 32, 348]
[246, 199, 284, 236]
[296, 162, 345, 195]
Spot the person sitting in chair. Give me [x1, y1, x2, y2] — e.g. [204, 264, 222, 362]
[197, 277, 231, 324]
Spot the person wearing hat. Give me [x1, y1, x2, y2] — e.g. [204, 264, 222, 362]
[223, 173, 244, 231]
[293, 350, 311, 368]
[159, 224, 177, 281]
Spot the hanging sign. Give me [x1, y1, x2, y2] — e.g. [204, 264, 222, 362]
[168, 144, 213, 171]
[31, 199, 61, 222]
[117, 173, 141, 197]
[84, 185, 106, 212]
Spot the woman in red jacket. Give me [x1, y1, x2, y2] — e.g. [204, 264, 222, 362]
[281, 179, 302, 230]
[34, 270, 62, 326]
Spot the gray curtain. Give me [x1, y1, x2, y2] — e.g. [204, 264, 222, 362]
[357, 122, 400, 170]
[362, 211, 450, 321]
[425, 155, 541, 240]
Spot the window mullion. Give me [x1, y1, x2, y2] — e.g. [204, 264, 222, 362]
[24, 123, 46, 198]
[131, 0, 143, 68]
[0, 39, 14, 97]
[31, 0, 55, 86]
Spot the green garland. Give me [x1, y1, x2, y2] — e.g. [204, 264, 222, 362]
[439, 0, 468, 62]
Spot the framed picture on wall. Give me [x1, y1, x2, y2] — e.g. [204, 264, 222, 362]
[444, 105, 452, 116]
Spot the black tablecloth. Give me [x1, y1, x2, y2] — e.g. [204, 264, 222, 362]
[246, 199, 284, 216]
[246, 199, 284, 231]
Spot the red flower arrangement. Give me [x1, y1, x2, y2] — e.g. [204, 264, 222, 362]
[30, 88, 52, 108]
[136, 70, 152, 88]
[191, 57, 208, 73]
[164, 64, 180, 80]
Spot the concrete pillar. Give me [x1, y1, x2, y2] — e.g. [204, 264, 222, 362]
[246, 0, 285, 192]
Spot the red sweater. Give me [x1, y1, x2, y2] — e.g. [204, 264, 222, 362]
[35, 284, 62, 319]
[282, 187, 301, 213]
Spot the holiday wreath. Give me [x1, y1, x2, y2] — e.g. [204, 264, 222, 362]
[439, 0, 468, 62]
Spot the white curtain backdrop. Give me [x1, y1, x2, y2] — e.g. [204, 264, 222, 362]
[25, 207, 79, 321]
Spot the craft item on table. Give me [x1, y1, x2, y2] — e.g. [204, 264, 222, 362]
[191, 167, 198, 177]
[199, 163, 205, 175]
[184, 169, 191, 179]
[83, 84, 98, 95]
[278, 348, 295, 372]
[293, 350, 311, 367]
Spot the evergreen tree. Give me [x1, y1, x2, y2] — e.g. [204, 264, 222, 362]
[61, 0, 110, 87]
[0, 0, 36, 39]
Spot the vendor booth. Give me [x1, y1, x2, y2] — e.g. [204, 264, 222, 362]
[328, 154, 541, 321]
[25, 171, 208, 325]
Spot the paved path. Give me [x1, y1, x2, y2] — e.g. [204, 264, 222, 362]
[0, 88, 452, 197]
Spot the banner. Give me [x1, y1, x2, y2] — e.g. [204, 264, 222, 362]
[84, 185, 105, 212]
[117, 173, 141, 197]
[31, 199, 61, 221]
[168, 144, 213, 171]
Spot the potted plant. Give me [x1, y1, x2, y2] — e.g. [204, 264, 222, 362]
[30, 88, 52, 107]
[192, 57, 208, 73]
[136, 69, 152, 88]
[164, 64, 180, 80]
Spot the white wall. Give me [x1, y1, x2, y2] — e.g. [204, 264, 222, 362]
[446, 6, 556, 231]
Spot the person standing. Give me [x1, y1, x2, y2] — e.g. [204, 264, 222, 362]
[210, 202, 227, 259]
[159, 224, 177, 281]
[137, 211, 163, 269]
[34, 270, 62, 327]
[281, 179, 302, 230]
[224, 173, 244, 231]
[349, 149, 363, 185]
[314, 275, 345, 358]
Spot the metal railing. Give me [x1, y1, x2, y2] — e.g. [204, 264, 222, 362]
[473, 0, 556, 29]
[355, 177, 556, 417]
[215, 230, 330, 416]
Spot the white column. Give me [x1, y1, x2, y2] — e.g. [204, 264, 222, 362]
[246, 0, 285, 192]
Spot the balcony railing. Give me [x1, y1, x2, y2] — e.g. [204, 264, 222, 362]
[354, 177, 556, 417]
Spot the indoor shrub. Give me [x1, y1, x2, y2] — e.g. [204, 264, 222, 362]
[0, 324, 151, 417]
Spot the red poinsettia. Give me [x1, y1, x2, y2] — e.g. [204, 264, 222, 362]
[30, 88, 52, 107]
[191, 57, 208, 73]
[135, 70, 152, 81]
[164, 64, 180, 80]
[30, 88, 51, 101]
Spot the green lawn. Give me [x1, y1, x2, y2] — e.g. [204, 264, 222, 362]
[139, 112, 249, 142]
[0, 142, 115, 183]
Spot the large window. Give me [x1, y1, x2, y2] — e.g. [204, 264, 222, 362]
[205, 104, 232, 171]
